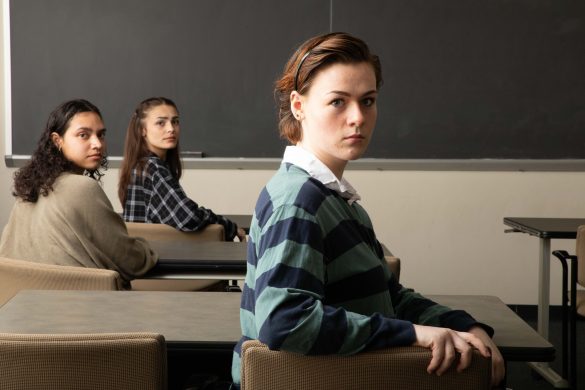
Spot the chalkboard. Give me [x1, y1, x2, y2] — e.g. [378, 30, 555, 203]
[6, 0, 585, 161]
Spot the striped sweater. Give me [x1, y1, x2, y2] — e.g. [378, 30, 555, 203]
[231, 162, 488, 386]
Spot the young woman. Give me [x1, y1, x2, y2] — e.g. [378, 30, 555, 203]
[118, 97, 246, 242]
[231, 32, 505, 388]
[0, 99, 157, 287]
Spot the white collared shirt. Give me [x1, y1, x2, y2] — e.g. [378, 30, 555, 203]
[282, 145, 361, 204]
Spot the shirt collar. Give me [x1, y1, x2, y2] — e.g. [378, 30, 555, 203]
[282, 145, 361, 204]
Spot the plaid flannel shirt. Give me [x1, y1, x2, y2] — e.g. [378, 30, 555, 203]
[122, 155, 237, 240]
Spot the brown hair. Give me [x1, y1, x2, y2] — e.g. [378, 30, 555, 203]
[274, 32, 383, 144]
[13, 99, 107, 202]
[118, 97, 181, 207]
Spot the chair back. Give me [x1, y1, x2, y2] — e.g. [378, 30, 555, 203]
[240, 340, 491, 390]
[576, 225, 585, 287]
[0, 332, 167, 390]
[125, 222, 224, 242]
[0, 257, 123, 307]
[575, 226, 585, 316]
[385, 255, 401, 282]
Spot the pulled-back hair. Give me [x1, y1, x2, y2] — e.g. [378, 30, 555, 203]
[118, 97, 181, 207]
[274, 32, 383, 144]
[12, 99, 107, 202]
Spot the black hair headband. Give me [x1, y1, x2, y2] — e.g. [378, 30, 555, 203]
[293, 50, 312, 92]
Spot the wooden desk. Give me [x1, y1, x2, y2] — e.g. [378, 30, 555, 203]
[145, 241, 247, 280]
[0, 291, 553, 363]
[503, 217, 585, 387]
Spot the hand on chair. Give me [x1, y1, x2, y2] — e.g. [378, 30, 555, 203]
[413, 324, 498, 383]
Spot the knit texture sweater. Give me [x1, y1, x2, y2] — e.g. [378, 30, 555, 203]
[0, 173, 157, 285]
[231, 162, 488, 386]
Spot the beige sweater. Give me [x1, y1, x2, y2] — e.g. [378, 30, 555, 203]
[0, 173, 157, 283]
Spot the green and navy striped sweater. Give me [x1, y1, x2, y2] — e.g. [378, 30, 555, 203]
[231, 162, 489, 386]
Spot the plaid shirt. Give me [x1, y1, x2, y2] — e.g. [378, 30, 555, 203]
[122, 155, 237, 240]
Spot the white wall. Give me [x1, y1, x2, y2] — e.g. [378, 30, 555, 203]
[1, 4, 583, 305]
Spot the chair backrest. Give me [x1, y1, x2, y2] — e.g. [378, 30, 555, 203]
[576, 225, 585, 287]
[0, 257, 123, 307]
[385, 255, 401, 282]
[125, 222, 225, 242]
[0, 332, 167, 390]
[240, 340, 491, 390]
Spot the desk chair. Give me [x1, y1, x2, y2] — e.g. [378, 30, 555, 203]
[385, 255, 401, 282]
[0, 256, 123, 307]
[552, 224, 585, 390]
[126, 222, 227, 291]
[240, 340, 491, 390]
[0, 332, 167, 390]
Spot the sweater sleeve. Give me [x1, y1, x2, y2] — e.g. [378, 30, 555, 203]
[146, 161, 238, 240]
[250, 206, 416, 356]
[61, 176, 158, 283]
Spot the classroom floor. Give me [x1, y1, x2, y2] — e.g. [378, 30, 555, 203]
[506, 305, 584, 390]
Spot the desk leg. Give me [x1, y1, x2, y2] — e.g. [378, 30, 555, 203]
[528, 238, 569, 388]
[537, 237, 551, 340]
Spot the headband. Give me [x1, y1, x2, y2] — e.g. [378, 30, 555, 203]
[293, 50, 312, 92]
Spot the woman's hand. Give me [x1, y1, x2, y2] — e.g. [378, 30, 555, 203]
[468, 326, 506, 387]
[413, 324, 492, 378]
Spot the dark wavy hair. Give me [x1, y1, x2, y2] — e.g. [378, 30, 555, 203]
[118, 97, 181, 207]
[275, 32, 383, 144]
[12, 99, 108, 202]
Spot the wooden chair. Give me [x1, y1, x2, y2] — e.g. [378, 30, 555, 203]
[551, 224, 585, 389]
[0, 332, 167, 390]
[240, 340, 491, 390]
[125, 222, 227, 291]
[0, 256, 123, 307]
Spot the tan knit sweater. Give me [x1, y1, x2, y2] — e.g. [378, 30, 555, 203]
[0, 173, 157, 283]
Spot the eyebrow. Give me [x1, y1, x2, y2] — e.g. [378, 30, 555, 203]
[156, 116, 179, 119]
[76, 127, 106, 132]
[327, 89, 378, 97]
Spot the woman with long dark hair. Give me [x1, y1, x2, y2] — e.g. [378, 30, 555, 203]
[118, 97, 245, 241]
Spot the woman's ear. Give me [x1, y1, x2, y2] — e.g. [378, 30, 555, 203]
[290, 91, 304, 121]
[50, 132, 62, 150]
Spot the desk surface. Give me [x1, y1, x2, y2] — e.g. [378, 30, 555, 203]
[0, 291, 553, 362]
[503, 217, 585, 239]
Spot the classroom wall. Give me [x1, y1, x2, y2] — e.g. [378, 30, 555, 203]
[1, 5, 584, 305]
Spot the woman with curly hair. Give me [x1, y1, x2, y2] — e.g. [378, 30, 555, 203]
[0, 99, 157, 287]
